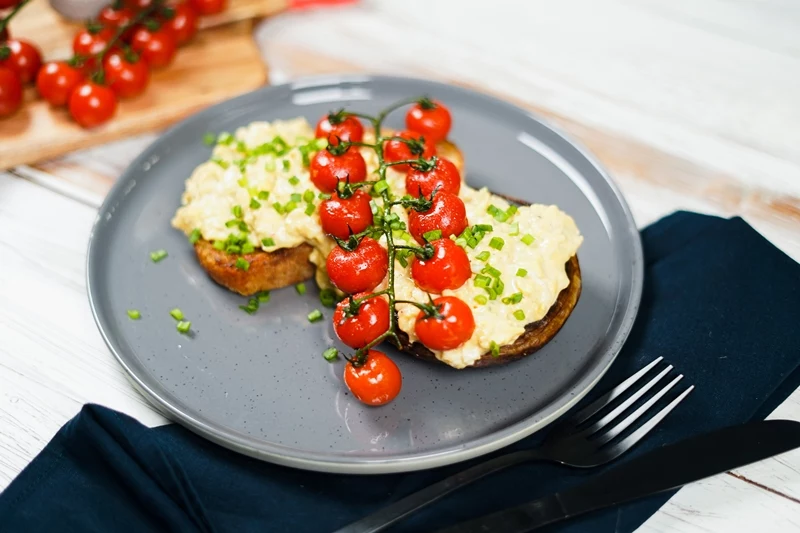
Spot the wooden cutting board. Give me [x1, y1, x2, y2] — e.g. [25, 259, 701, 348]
[0, 0, 287, 169]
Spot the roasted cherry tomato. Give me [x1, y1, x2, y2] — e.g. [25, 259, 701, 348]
[405, 156, 460, 197]
[406, 99, 451, 144]
[309, 145, 367, 193]
[411, 238, 471, 293]
[0, 67, 22, 117]
[189, 0, 226, 15]
[162, 3, 198, 45]
[415, 296, 475, 351]
[333, 293, 390, 349]
[319, 189, 373, 240]
[98, 5, 135, 29]
[0, 39, 42, 85]
[0, 0, 22, 8]
[130, 26, 177, 69]
[315, 112, 363, 143]
[344, 350, 402, 406]
[383, 130, 436, 173]
[408, 191, 468, 244]
[36, 61, 84, 106]
[68, 81, 117, 128]
[73, 28, 116, 70]
[103, 51, 149, 99]
[327, 237, 388, 294]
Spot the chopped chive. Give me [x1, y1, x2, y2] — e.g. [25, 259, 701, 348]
[236, 230, 249, 241]
[476, 251, 491, 262]
[235, 140, 247, 152]
[502, 292, 523, 305]
[318, 192, 331, 201]
[290, 192, 302, 203]
[248, 186, 259, 197]
[474, 231, 487, 245]
[225, 219, 239, 228]
[235, 258, 250, 271]
[397, 250, 409, 268]
[303, 190, 315, 203]
[489, 237, 505, 251]
[474, 274, 492, 288]
[169, 308, 184, 320]
[217, 132, 233, 145]
[455, 237, 468, 248]
[150, 249, 168, 263]
[232, 205, 243, 218]
[257, 291, 271, 303]
[226, 244, 241, 254]
[474, 295, 488, 305]
[490, 341, 500, 357]
[239, 299, 259, 314]
[237, 177, 248, 188]
[203, 132, 216, 146]
[487, 204, 508, 222]
[514, 310, 526, 321]
[127, 309, 141, 320]
[508, 222, 520, 236]
[473, 224, 493, 232]
[261, 237, 275, 247]
[211, 157, 229, 169]
[307, 309, 323, 323]
[273, 202, 284, 214]
[481, 265, 502, 278]
[486, 287, 498, 300]
[258, 190, 270, 200]
[241, 242, 255, 254]
[295, 283, 307, 295]
[516, 268, 528, 277]
[284, 201, 298, 213]
[188, 228, 201, 244]
[176, 321, 192, 334]
[264, 159, 276, 172]
[323, 347, 339, 361]
[423, 229, 442, 242]
[487, 205, 501, 216]
[303, 202, 314, 215]
[521, 234, 535, 245]
[212, 240, 225, 250]
[467, 237, 478, 249]
[373, 180, 389, 194]
[493, 277, 505, 295]
[238, 221, 249, 232]
[282, 160, 291, 171]
[289, 176, 300, 186]
[250, 198, 261, 209]
[319, 288, 337, 308]
[506, 205, 518, 217]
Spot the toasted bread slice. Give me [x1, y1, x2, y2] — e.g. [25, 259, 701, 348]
[395, 255, 581, 367]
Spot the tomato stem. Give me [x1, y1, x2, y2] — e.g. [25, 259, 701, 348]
[0, 0, 32, 35]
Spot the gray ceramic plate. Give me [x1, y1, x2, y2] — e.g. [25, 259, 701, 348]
[87, 75, 643, 474]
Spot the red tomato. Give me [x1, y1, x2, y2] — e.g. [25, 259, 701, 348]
[326, 237, 388, 294]
[383, 130, 436, 172]
[130, 27, 177, 69]
[411, 239, 471, 293]
[162, 3, 198, 45]
[319, 189, 373, 240]
[414, 296, 475, 351]
[0, 39, 42, 85]
[36, 61, 84, 106]
[103, 52, 149, 99]
[98, 5, 135, 29]
[189, 0, 226, 15]
[68, 81, 117, 128]
[309, 145, 367, 193]
[73, 28, 116, 70]
[406, 99, 452, 144]
[0, 67, 22, 117]
[315, 113, 363, 143]
[125, 0, 153, 9]
[344, 350, 402, 406]
[0, 0, 21, 8]
[333, 293, 390, 349]
[405, 156, 461, 197]
[408, 191, 469, 244]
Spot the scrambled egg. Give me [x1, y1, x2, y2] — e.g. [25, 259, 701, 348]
[172, 118, 582, 369]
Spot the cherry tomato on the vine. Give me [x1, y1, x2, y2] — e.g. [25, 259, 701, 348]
[73, 28, 116, 70]
[327, 237, 388, 295]
[333, 293, 390, 349]
[408, 191, 468, 244]
[98, 5, 135, 30]
[103, 51, 149, 99]
[411, 238, 471, 293]
[406, 99, 451, 144]
[68, 81, 117, 128]
[344, 350, 402, 406]
[319, 189, 373, 240]
[0, 27, 9, 42]
[189, 0, 226, 15]
[315, 113, 363, 143]
[125, 0, 153, 10]
[0, 67, 22, 117]
[405, 156, 461, 198]
[309, 145, 367, 193]
[415, 296, 475, 351]
[130, 26, 177, 69]
[0, 39, 42, 85]
[383, 130, 436, 173]
[36, 61, 84, 106]
[161, 3, 198, 46]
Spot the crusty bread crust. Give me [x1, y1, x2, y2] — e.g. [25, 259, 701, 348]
[394, 256, 581, 367]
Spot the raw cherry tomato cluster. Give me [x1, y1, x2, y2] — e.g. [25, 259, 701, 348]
[313, 97, 478, 407]
[0, 0, 226, 125]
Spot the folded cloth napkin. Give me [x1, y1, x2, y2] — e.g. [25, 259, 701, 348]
[2, 211, 799, 533]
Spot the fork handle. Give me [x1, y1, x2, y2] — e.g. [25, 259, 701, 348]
[332, 449, 546, 533]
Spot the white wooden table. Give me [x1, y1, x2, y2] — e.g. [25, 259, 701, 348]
[2, 1, 799, 530]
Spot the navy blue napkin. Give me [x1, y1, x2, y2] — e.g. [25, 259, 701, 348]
[2, 211, 800, 533]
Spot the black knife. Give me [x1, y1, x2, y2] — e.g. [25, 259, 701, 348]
[433, 419, 800, 533]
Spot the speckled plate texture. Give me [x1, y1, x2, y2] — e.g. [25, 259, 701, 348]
[86, 75, 643, 474]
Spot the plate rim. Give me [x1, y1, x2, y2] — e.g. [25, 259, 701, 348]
[86, 73, 644, 474]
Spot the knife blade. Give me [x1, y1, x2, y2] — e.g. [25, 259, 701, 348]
[433, 419, 800, 533]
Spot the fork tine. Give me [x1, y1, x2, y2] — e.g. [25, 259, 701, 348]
[572, 357, 664, 424]
[599, 384, 695, 459]
[594, 374, 684, 444]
